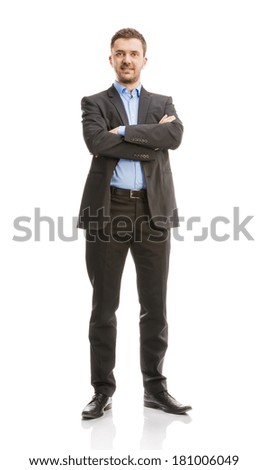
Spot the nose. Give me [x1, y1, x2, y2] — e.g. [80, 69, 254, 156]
[123, 54, 132, 64]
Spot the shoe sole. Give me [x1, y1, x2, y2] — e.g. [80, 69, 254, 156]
[81, 403, 112, 420]
[144, 401, 192, 415]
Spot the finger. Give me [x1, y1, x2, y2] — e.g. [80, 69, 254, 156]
[159, 114, 168, 123]
[159, 115, 176, 124]
[164, 115, 176, 122]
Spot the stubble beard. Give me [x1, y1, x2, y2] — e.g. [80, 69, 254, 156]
[118, 68, 139, 85]
[120, 77, 136, 84]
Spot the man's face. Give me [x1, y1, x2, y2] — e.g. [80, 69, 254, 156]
[109, 38, 147, 86]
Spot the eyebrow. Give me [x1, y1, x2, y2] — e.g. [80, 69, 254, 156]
[114, 49, 140, 54]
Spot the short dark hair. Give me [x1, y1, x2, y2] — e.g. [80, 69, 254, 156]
[110, 28, 147, 56]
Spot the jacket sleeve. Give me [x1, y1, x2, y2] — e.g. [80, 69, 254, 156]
[81, 97, 156, 162]
[124, 96, 184, 150]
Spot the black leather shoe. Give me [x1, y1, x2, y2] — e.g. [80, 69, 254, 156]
[81, 393, 112, 419]
[144, 390, 192, 414]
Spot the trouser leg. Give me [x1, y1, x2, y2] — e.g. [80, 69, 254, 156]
[130, 202, 171, 394]
[86, 225, 129, 397]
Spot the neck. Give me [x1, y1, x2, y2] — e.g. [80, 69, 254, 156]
[116, 79, 141, 91]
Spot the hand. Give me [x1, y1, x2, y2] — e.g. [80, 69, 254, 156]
[159, 114, 176, 124]
[109, 127, 119, 134]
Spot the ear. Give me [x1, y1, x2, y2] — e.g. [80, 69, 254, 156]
[142, 57, 148, 69]
[109, 55, 113, 67]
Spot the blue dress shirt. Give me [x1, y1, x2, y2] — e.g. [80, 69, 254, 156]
[110, 81, 146, 190]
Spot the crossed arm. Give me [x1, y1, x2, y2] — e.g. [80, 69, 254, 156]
[109, 114, 176, 133]
[82, 96, 183, 161]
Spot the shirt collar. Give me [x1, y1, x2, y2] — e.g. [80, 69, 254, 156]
[114, 81, 141, 97]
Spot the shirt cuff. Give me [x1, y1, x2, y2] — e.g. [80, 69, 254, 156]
[118, 126, 126, 136]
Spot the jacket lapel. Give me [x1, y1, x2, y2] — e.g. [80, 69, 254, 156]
[107, 85, 151, 125]
[107, 85, 129, 125]
[138, 87, 151, 124]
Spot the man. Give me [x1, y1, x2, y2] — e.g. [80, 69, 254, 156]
[78, 28, 192, 419]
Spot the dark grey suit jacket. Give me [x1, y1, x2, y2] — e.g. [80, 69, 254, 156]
[77, 85, 183, 229]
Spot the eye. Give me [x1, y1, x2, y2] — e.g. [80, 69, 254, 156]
[115, 52, 123, 57]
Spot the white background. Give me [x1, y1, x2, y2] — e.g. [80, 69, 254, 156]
[1, 0, 267, 468]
